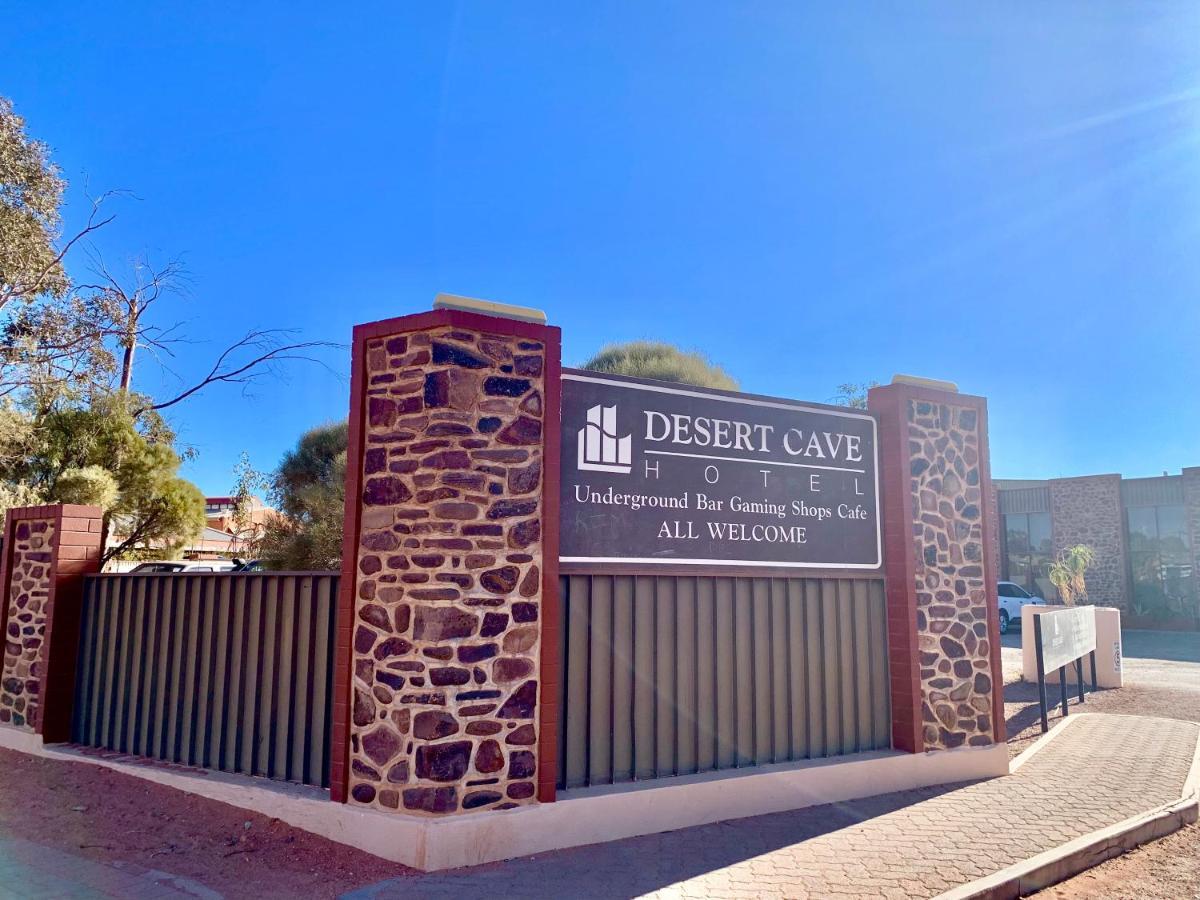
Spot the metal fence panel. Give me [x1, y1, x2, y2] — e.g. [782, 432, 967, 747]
[557, 575, 890, 790]
[72, 573, 338, 788]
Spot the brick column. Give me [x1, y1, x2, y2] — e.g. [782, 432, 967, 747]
[0, 504, 104, 739]
[868, 382, 1004, 752]
[331, 307, 561, 815]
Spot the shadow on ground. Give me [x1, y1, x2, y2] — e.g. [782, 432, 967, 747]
[344, 779, 978, 899]
[1004, 679, 1103, 740]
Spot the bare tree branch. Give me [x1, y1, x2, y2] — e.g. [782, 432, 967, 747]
[0, 191, 120, 313]
[133, 329, 341, 416]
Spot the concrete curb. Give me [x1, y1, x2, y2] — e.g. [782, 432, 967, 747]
[936, 715, 1200, 900]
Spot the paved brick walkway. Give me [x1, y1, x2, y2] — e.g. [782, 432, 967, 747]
[348, 714, 1199, 900]
[0, 836, 218, 899]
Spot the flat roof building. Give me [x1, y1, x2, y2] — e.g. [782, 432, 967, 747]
[992, 467, 1199, 629]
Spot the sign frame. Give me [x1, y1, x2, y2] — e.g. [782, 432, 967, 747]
[1032, 605, 1099, 733]
[558, 369, 883, 573]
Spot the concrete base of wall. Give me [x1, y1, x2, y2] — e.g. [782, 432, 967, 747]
[1022, 605, 1124, 688]
[0, 727, 1009, 872]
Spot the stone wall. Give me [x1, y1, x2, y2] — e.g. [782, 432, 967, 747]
[907, 399, 997, 750]
[0, 517, 55, 730]
[1048, 475, 1128, 609]
[343, 316, 555, 816]
[1183, 468, 1200, 611]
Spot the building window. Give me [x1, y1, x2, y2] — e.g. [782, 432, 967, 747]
[1126, 504, 1195, 621]
[1001, 511, 1055, 600]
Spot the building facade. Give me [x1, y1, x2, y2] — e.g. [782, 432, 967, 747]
[994, 468, 1199, 628]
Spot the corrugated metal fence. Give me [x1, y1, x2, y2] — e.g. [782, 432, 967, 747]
[556, 575, 891, 790]
[71, 573, 338, 788]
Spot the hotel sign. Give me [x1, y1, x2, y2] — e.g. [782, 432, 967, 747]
[1037, 606, 1097, 673]
[559, 371, 881, 568]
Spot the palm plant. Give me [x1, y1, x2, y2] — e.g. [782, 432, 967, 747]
[1048, 544, 1096, 606]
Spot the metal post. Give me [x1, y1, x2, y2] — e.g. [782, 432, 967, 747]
[1059, 666, 1069, 718]
[1075, 656, 1085, 703]
[1089, 650, 1098, 692]
[1034, 622, 1049, 733]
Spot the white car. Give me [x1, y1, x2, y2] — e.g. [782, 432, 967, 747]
[128, 560, 236, 573]
[997, 581, 1045, 634]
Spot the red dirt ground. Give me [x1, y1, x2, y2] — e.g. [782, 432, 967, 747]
[0, 748, 414, 898]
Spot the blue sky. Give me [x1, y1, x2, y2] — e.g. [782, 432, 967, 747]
[6, 3, 1199, 494]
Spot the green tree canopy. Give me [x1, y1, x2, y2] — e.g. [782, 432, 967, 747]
[256, 421, 348, 571]
[1, 398, 205, 560]
[1, 93, 336, 564]
[830, 381, 881, 410]
[0, 96, 70, 311]
[580, 341, 738, 390]
[50, 465, 119, 509]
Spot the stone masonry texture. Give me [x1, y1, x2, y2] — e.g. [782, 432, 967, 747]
[907, 399, 996, 750]
[0, 518, 55, 730]
[1183, 468, 1200, 613]
[1048, 475, 1129, 609]
[346, 324, 548, 816]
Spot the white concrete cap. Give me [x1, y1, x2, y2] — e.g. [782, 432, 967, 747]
[892, 374, 959, 392]
[433, 293, 547, 324]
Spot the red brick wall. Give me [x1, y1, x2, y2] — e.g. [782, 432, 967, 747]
[0, 505, 103, 738]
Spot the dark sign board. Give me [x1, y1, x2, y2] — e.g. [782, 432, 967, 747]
[1037, 606, 1097, 673]
[559, 371, 881, 569]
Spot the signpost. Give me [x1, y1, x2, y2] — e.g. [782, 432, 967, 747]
[559, 371, 881, 569]
[1033, 606, 1099, 733]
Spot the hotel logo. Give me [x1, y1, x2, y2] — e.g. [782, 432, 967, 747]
[577, 404, 632, 473]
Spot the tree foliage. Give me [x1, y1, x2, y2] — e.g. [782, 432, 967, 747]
[1, 94, 336, 417]
[50, 465, 119, 509]
[0, 93, 336, 560]
[228, 450, 267, 543]
[0, 96, 71, 311]
[1, 398, 206, 560]
[581, 341, 738, 390]
[830, 381, 880, 410]
[0, 480, 42, 518]
[256, 422, 347, 571]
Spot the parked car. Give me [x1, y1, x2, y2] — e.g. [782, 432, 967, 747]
[128, 560, 236, 573]
[231, 558, 265, 572]
[996, 581, 1045, 634]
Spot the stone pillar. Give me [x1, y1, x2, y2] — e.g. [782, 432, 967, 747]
[1047, 475, 1129, 610]
[331, 306, 561, 815]
[0, 504, 104, 739]
[1183, 468, 1200, 615]
[869, 382, 1004, 752]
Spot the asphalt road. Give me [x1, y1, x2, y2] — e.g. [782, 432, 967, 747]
[1000, 626, 1198, 688]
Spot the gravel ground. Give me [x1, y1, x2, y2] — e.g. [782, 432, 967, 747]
[1036, 823, 1200, 900]
[998, 628, 1200, 899]
[0, 748, 414, 898]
